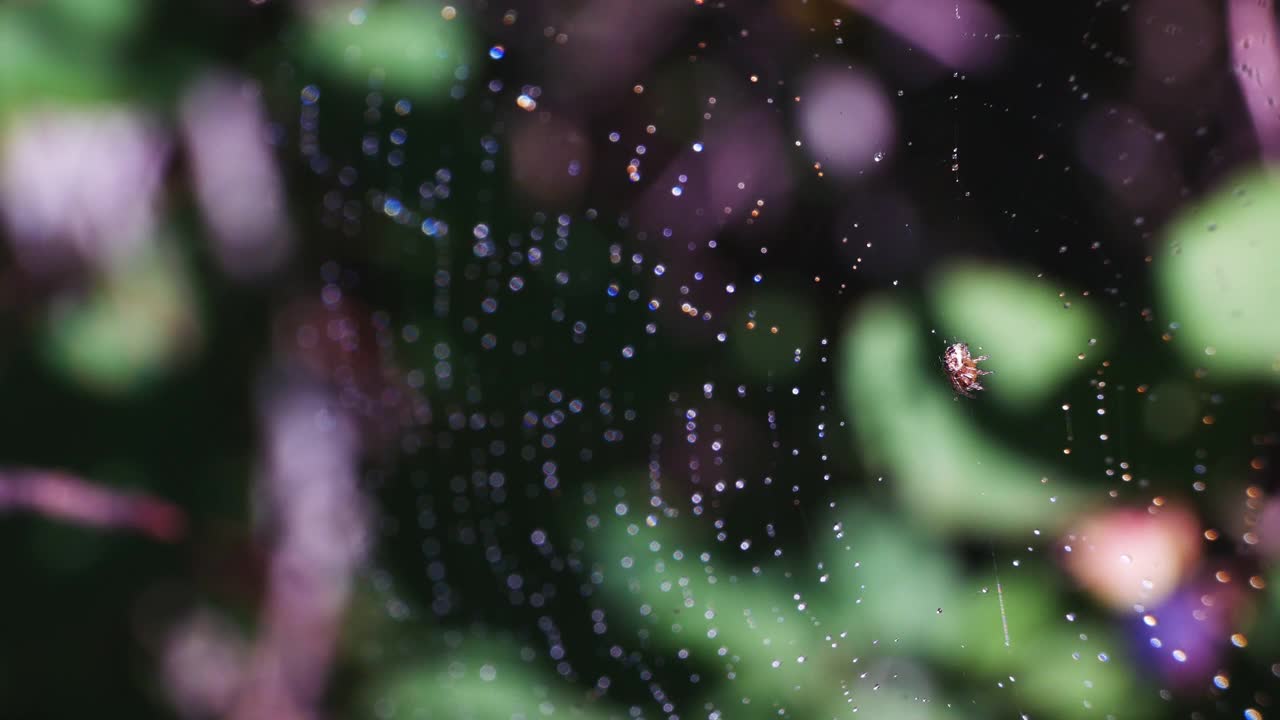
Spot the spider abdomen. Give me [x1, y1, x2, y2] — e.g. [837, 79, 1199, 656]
[942, 342, 992, 398]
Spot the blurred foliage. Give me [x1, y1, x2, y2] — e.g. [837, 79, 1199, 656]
[43, 243, 201, 394]
[299, 1, 470, 100]
[930, 262, 1105, 409]
[370, 654, 614, 720]
[0, 0, 140, 118]
[0, 1, 1277, 720]
[1157, 169, 1280, 382]
[840, 298, 1086, 535]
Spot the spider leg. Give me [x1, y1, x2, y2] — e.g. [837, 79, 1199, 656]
[974, 354, 989, 362]
[979, 369, 993, 375]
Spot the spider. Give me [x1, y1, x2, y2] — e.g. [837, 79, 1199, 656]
[942, 342, 992, 399]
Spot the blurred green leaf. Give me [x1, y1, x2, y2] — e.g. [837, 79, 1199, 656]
[811, 505, 1148, 720]
[0, 9, 124, 120]
[370, 648, 616, 720]
[587, 503, 818, 684]
[929, 261, 1104, 409]
[809, 506, 973, 654]
[970, 574, 1146, 720]
[43, 242, 201, 395]
[838, 299, 1085, 535]
[301, 2, 471, 100]
[806, 659, 949, 720]
[45, 0, 144, 42]
[1157, 168, 1280, 382]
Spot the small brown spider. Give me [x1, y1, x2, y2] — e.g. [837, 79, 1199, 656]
[942, 342, 992, 398]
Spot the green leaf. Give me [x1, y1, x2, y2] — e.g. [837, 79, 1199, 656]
[811, 507, 1149, 720]
[838, 299, 1084, 535]
[1156, 168, 1280, 382]
[370, 648, 617, 720]
[587, 506, 818, 676]
[929, 261, 1104, 408]
[0, 10, 125, 121]
[43, 243, 201, 395]
[300, 2, 471, 100]
[45, 0, 144, 42]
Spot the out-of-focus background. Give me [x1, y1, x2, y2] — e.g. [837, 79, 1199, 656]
[1, 0, 1278, 718]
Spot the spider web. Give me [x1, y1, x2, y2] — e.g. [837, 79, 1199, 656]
[277, 1, 1280, 718]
